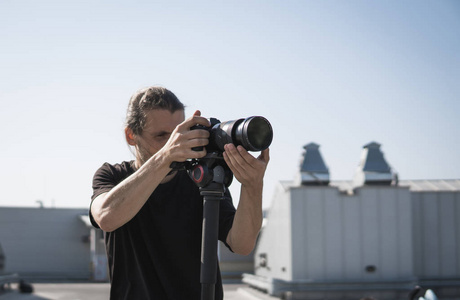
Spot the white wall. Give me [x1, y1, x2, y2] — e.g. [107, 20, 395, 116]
[254, 182, 293, 281]
[0, 207, 91, 280]
[255, 185, 415, 282]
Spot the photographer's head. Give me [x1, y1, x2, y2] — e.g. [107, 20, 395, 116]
[125, 86, 185, 167]
[125, 86, 185, 135]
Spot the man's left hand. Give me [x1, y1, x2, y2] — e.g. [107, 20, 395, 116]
[223, 144, 270, 189]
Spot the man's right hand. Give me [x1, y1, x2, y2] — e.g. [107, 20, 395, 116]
[161, 110, 211, 165]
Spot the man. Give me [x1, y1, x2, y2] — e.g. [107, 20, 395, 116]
[90, 86, 270, 299]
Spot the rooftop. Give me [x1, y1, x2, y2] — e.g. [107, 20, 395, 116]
[280, 179, 460, 194]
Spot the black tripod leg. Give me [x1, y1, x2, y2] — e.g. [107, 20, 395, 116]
[200, 197, 220, 300]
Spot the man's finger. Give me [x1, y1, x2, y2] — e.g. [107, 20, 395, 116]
[258, 148, 270, 163]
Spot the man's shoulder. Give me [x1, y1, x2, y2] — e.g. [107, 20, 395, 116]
[97, 160, 135, 174]
[93, 161, 136, 184]
[91, 161, 135, 199]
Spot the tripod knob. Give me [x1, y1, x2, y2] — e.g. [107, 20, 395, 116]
[190, 164, 213, 187]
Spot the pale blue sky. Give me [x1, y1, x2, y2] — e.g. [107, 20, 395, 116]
[1, 0, 459, 208]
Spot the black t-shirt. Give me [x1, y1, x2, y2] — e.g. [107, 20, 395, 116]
[90, 161, 236, 300]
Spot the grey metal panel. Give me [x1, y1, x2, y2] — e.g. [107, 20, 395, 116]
[457, 192, 460, 276]
[323, 190, 344, 280]
[411, 192, 424, 277]
[438, 192, 457, 277]
[379, 188, 399, 278]
[342, 195, 362, 280]
[0, 207, 90, 279]
[421, 192, 441, 277]
[292, 188, 345, 280]
[412, 191, 460, 279]
[289, 186, 415, 282]
[359, 188, 381, 280]
[292, 188, 325, 280]
[396, 188, 414, 279]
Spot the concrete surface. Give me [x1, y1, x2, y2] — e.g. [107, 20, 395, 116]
[0, 282, 277, 300]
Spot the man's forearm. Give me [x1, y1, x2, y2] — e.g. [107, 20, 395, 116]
[91, 151, 171, 232]
[226, 184, 263, 255]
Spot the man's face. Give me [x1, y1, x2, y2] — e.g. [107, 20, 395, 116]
[134, 109, 185, 165]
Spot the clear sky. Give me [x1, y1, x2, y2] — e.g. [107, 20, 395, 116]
[1, 0, 459, 209]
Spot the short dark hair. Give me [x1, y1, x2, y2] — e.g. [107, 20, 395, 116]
[125, 86, 185, 135]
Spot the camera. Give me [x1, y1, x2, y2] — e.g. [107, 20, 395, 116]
[192, 116, 273, 153]
[170, 116, 272, 187]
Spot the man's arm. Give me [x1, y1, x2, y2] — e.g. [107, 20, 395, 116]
[91, 151, 173, 232]
[223, 144, 270, 255]
[91, 111, 210, 232]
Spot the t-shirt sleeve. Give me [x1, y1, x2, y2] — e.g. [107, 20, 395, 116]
[90, 163, 120, 228]
[218, 188, 236, 251]
[91, 163, 120, 200]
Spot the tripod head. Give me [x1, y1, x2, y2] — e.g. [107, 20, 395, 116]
[188, 152, 233, 188]
[170, 152, 233, 191]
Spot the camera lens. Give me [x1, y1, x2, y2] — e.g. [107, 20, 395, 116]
[235, 116, 273, 151]
[209, 116, 272, 152]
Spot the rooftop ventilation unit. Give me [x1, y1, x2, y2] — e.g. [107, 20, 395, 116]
[295, 142, 330, 186]
[353, 141, 393, 187]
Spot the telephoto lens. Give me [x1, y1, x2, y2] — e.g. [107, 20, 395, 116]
[209, 116, 273, 152]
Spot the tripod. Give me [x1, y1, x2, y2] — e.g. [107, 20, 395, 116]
[187, 153, 233, 300]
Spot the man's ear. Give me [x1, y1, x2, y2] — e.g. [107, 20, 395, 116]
[125, 127, 136, 146]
